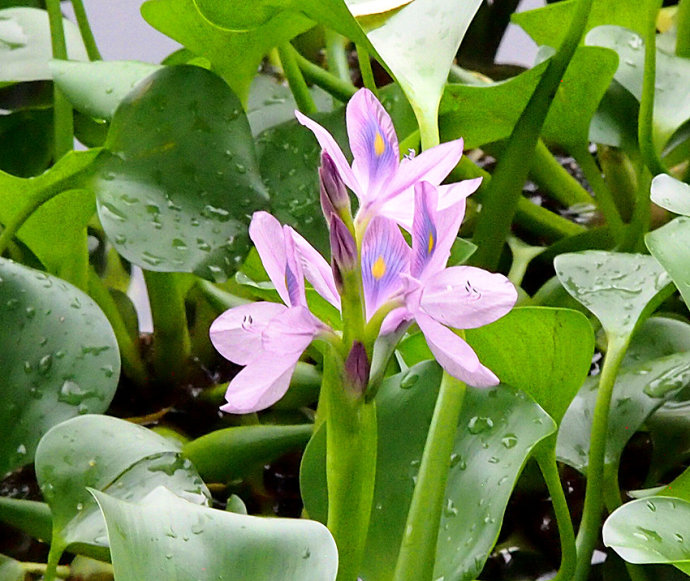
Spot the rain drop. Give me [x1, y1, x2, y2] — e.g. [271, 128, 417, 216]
[501, 434, 518, 448]
[468, 416, 494, 434]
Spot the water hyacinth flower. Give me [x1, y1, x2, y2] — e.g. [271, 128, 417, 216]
[296, 88, 483, 230]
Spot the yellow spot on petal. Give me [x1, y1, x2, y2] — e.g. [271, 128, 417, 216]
[428, 233, 435, 254]
[372, 255, 386, 279]
[374, 132, 386, 157]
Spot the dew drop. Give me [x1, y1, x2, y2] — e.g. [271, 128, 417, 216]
[501, 434, 518, 448]
[468, 416, 494, 434]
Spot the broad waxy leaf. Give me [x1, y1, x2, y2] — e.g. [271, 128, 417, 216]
[347, 0, 413, 17]
[647, 217, 690, 312]
[301, 362, 555, 581]
[586, 25, 690, 150]
[90, 65, 268, 281]
[603, 497, 690, 575]
[93, 486, 338, 581]
[50, 60, 162, 121]
[35, 415, 210, 558]
[623, 317, 690, 368]
[554, 251, 671, 339]
[650, 174, 690, 216]
[0, 554, 23, 581]
[0, 260, 119, 476]
[141, 0, 313, 105]
[557, 351, 690, 472]
[0, 7, 87, 82]
[466, 306, 594, 424]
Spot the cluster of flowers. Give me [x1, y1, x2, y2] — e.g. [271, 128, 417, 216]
[210, 89, 517, 414]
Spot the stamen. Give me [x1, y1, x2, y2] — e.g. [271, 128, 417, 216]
[465, 280, 482, 299]
[374, 132, 386, 156]
[372, 255, 387, 279]
[241, 315, 253, 330]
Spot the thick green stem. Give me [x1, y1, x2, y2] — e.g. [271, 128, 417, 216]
[322, 347, 377, 581]
[294, 51, 357, 103]
[87, 269, 148, 385]
[573, 146, 625, 243]
[514, 198, 586, 240]
[45, 0, 73, 160]
[471, 0, 594, 270]
[598, 146, 637, 223]
[575, 334, 630, 581]
[325, 30, 351, 84]
[535, 438, 577, 581]
[639, 0, 666, 176]
[22, 562, 70, 579]
[393, 370, 467, 581]
[678, 0, 690, 57]
[143, 270, 191, 385]
[44, 537, 66, 581]
[70, 0, 101, 60]
[356, 44, 378, 97]
[277, 43, 318, 115]
[620, 166, 652, 252]
[530, 141, 594, 207]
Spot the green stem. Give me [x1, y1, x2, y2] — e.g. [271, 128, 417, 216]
[393, 370, 467, 581]
[573, 146, 625, 243]
[70, 0, 101, 60]
[638, 0, 666, 176]
[22, 562, 70, 578]
[620, 166, 652, 252]
[322, 347, 377, 581]
[471, 0, 594, 270]
[197, 279, 250, 312]
[143, 270, 191, 385]
[678, 0, 690, 57]
[514, 198, 586, 240]
[356, 43, 378, 97]
[506, 236, 545, 287]
[535, 438, 577, 581]
[530, 141, 594, 207]
[575, 334, 630, 581]
[325, 30, 351, 84]
[44, 537, 66, 581]
[277, 43, 318, 115]
[598, 146, 637, 223]
[294, 51, 357, 102]
[45, 0, 73, 160]
[87, 268, 148, 385]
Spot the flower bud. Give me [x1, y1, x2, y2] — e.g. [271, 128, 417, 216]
[329, 213, 357, 293]
[319, 152, 350, 220]
[345, 341, 370, 394]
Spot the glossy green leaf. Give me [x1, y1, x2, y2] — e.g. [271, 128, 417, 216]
[647, 217, 690, 312]
[0, 107, 52, 177]
[183, 424, 313, 482]
[557, 351, 690, 472]
[0, 7, 87, 82]
[0, 261, 119, 476]
[623, 316, 690, 368]
[466, 306, 594, 424]
[512, 0, 650, 49]
[650, 174, 690, 216]
[0, 496, 52, 543]
[554, 251, 671, 339]
[89, 65, 268, 281]
[35, 415, 210, 559]
[50, 60, 162, 121]
[0, 554, 23, 581]
[603, 496, 690, 574]
[301, 362, 555, 581]
[648, 401, 690, 482]
[588, 79, 640, 150]
[0, 150, 99, 284]
[586, 25, 690, 149]
[141, 0, 313, 105]
[92, 486, 338, 580]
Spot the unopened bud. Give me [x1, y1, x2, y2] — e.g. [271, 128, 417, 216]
[319, 152, 350, 219]
[345, 341, 370, 394]
[329, 213, 357, 293]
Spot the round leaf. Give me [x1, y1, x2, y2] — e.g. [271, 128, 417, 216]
[35, 415, 209, 556]
[647, 217, 690, 312]
[92, 486, 338, 581]
[0, 260, 119, 475]
[650, 174, 690, 216]
[91, 65, 268, 281]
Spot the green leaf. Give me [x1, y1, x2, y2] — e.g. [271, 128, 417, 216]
[623, 316, 690, 368]
[557, 351, 690, 473]
[0, 261, 119, 476]
[0, 496, 52, 543]
[588, 80, 640, 150]
[647, 217, 690, 312]
[92, 486, 338, 580]
[466, 306, 594, 424]
[650, 174, 690, 216]
[183, 424, 313, 482]
[586, 25, 690, 149]
[648, 401, 690, 482]
[0, 7, 87, 82]
[603, 496, 690, 574]
[50, 60, 162, 121]
[0, 107, 52, 177]
[35, 415, 210, 559]
[512, 0, 650, 49]
[90, 65, 268, 281]
[554, 251, 672, 339]
[301, 361, 555, 581]
[141, 0, 313, 105]
[0, 554, 23, 581]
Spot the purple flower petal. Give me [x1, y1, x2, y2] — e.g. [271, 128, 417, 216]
[249, 212, 290, 305]
[379, 306, 413, 335]
[220, 354, 299, 413]
[347, 88, 399, 200]
[361, 216, 410, 318]
[289, 227, 341, 309]
[420, 266, 517, 330]
[209, 302, 287, 365]
[283, 225, 306, 308]
[411, 182, 439, 278]
[261, 306, 322, 355]
[416, 312, 498, 387]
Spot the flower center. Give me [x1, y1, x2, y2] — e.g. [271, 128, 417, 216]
[374, 132, 386, 157]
